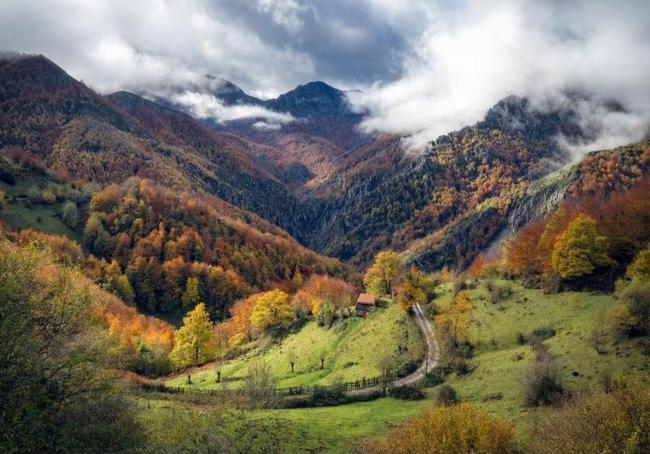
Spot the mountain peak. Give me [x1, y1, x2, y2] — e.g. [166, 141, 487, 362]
[269, 80, 350, 117]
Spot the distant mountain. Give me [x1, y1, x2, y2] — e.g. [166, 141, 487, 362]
[172, 77, 367, 173]
[2, 53, 648, 275]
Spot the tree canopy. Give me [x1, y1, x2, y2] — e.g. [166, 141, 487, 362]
[170, 303, 215, 369]
[250, 289, 296, 334]
[364, 251, 403, 296]
[551, 214, 614, 280]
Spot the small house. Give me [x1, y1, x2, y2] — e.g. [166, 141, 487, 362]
[356, 293, 376, 317]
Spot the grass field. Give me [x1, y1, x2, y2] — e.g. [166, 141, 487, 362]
[0, 165, 82, 241]
[435, 280, 649, 431]
[149, 280, 650, 452]
[137, 393, 435, 454]
[166, 303, 424, 389]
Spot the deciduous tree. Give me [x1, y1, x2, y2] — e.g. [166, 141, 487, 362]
[250, 290, 295, 334]
[364, 251, 403, 296]
[551, 214, 614, 280]
[170, 303, 214, 382]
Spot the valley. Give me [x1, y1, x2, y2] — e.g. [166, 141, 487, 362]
[1, 49, 649, 454]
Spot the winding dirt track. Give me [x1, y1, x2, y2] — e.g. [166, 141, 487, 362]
[392, 303, 438, 386]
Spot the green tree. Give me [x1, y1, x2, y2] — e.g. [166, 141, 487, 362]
[113, 274, 135, 305]
[551, 214, 614, 280]
[181, 276, 202, 308]
[627, 244, 650, 281]
[364, 251, 403, 296]
[0, 242, 141, 452]
[62, 200, 78, 228]
[170, 303, 214, 383]
[250, 289, 296, 334]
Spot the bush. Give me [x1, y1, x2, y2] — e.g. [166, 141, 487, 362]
[604, 304, 638, 340]
[489, 282, 512, 304]
[422, 366, 448, 387]
[388, 385, 425, 400]
[516, 332, 526, 345]
[453, 357, 471, 375]
[395, 359, 419, 378]
[283, 389, 384, 409]
[452, 278, 467, 294]
[528, 379, 650, 454]
[522, 352, 564, 406]
[436, 384, 458, 406]
[526, 326, 557, 346]
[361, 404, 516, 454]
[620, 279, 650, 336]
[62, 201, 79, 228]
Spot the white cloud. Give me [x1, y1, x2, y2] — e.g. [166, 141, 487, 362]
[171, 91, 294, 124]
[351, 0, 650, 151]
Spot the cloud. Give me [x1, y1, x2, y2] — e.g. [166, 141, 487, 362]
[171, 91, 294, 124]
[0, 0, 648, 153]
[351, 0, 650, 151]
[0, 0, 429, 96]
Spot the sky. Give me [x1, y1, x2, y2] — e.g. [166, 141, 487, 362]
[1, 0, 649, 149]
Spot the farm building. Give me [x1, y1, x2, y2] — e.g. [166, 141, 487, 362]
[356, 293, 376, 317]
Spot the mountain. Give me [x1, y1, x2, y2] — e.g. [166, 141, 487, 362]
[2, 54, 648, 277]
[181, 78, 367, 181]
[0, 54, 299, 229]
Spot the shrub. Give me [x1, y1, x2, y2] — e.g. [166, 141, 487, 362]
[388, 385, 425, 401]
[422, 366, 448, 387]
[360, 404, 516, 454]
[243, 360, 277, 408]
[41, 188, 57, 204]
[316, 300, 337, 327]
[62, 201, 79, 228]
[489, 282, 512, 304]
[395, 359, 419, 378]
[436, 384, 458, 406]
[453, 357, 471, 375]
[522, 352, 564, 407]
[528, 379, 650, 454]
[283, 388, 384, 409]
[620, 279, 650, 336]
[516, 332, 526, 345]
[604, 304, 638, 340]
[452, 278, 467, 294]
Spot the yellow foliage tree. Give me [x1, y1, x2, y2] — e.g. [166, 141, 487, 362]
[250, 289, 296, 334]
[170, 303, 214, 381]
[435, 291, 472, 347]
[627, 244, 650, 281]
[364, 251, 403, 296]
[551, 214, 614, 280]
[396, 282, 426, 312]
[361, 403, 516, 454]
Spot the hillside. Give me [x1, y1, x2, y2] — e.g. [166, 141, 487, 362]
[0, 55, 299, 230]
[166, 303, 424, 389]
[0, 152, 352, 323]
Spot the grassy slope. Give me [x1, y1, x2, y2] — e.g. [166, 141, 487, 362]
[167, 303, 424, 389]
[437, 280, 649, 432]
[149, 281, 649, 453]
[0, 166, 82, 241]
